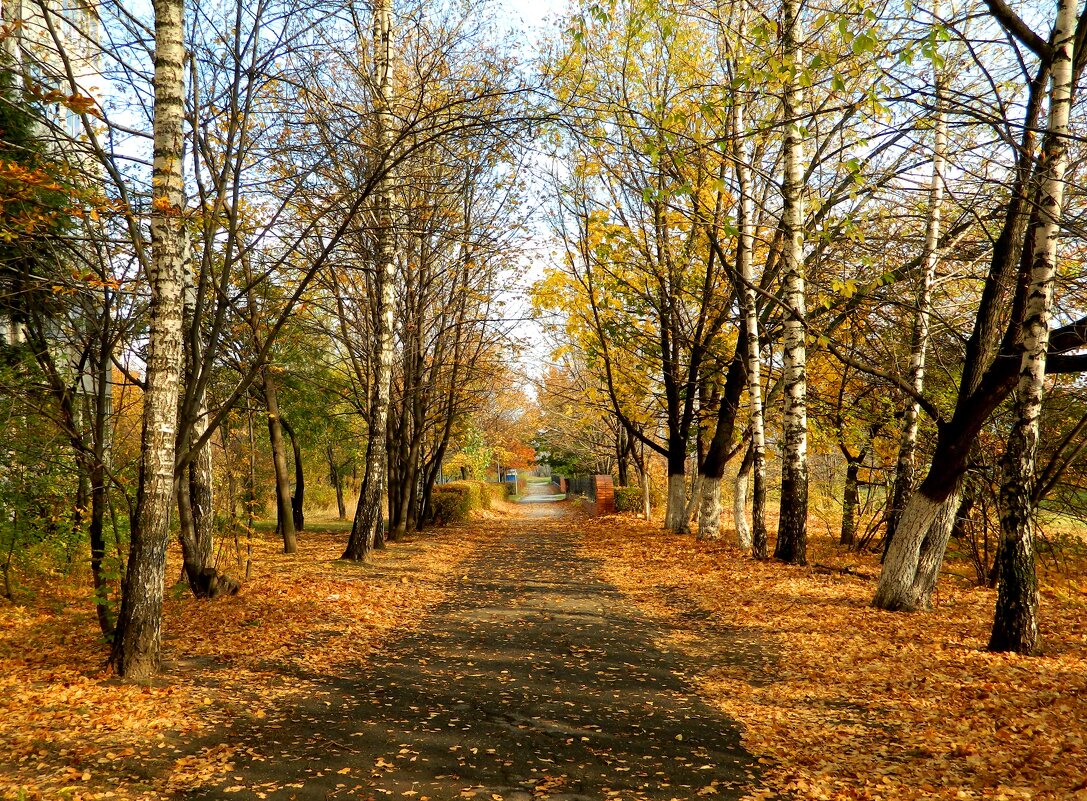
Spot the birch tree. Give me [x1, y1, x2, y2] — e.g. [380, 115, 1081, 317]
[343, 0, 396, 561]
[885, 73, 947, 549]
[109, 0, 186, 680]
[989, 0, 1079, 654]
[774, 0, 809, 565]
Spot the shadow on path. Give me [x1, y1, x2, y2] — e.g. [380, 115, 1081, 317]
[187, 508, 758, 800]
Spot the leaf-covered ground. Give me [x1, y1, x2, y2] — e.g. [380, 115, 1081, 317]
[0, 521, 493, 800]
[579, 515, 1087, 801]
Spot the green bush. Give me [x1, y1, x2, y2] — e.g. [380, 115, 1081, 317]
[614, 486, 644, 513]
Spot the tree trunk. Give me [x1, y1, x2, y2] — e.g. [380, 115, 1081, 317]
[88, 329, 114, 636]
[735, 92, 769, 560]
[873, 483, 960, 611]
[109, 0, 186, 680]
[176, 243, 226, 597]
[872, 42, 1054, 610]
[641, 467, 651, 520]
[665, 471, 686, 531]
[263, 371, 297, 553]
[616, 427, 630, 487]
[678, 473, 703, 535]
[189, 406, 214, 572]
[774, 0, 808, 566]
[699, 478, 723, 541]
[343, 0, 395, 562]
[887, 73, 947, 547]
[990, 0, 1076, 654]
[328, 445, 347, 520]
[840, 460, 860, 547]
[696, 350, 747, 540]
[281, 417, 305, 534]
[733, 445, 753, 550]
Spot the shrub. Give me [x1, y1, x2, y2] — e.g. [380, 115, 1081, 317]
[614, 486, 644, 513]
[430, 483, 473, 525]
[430, 481, 511, 524]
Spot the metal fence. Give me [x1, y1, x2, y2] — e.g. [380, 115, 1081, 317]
[567, 475, 596, 502]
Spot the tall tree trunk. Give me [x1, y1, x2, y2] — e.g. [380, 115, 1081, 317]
[886, 73, 947, 547]
[616, 427, 630, 487]
[89, 315, 114, 635]
[109, 0, 186, 679]
[263, 371, 297, 553]
[664, 452, 687, 531]
[873, 45, 1054, 611]
[177, 241, 222, 595]
[840, 458, 861, 547]
[343, 0, 395, 561]
[733, 446, 753, 550]
[697, 351, 746, 540]
[281, 418, 305, 533]
[774, 0, 808, 565]
[990, 0, 1076, 654]
[328, 445, 347, 520]
[735, 97, 769, 560]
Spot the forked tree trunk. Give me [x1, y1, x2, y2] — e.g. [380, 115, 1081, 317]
[678, 473, 702, 535]
[177, 242, 228, 597]
[887, 73, 947, 546]
[990, 0, 1077, 654]
[109, 0, 186, 680]
[343, 0, 395, 561]
[774, 0, 808, 565]
[875, 9, 1076, 612]
[281, 417, 305, 533]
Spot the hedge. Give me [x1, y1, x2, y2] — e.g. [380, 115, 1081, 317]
[614, 485, 644, 513]
[430, 481, 511, 525]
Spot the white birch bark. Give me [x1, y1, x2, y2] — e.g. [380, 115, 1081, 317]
[735, 83, 768, 559]
[774, 0, 808, 564]
[990, 0, 1078, 653]
[697, 477, 721, 540]
[732, 467, 751, 549]
[679, 473, 702, 534]
[109, 0, 185, 680]
[344, 0, 395, 560]
[641, 461, 651, 521]
[665, 473, 687, 530]
[887, 73, 947, 543]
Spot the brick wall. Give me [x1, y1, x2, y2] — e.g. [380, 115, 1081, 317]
[593, 475, 615, 514]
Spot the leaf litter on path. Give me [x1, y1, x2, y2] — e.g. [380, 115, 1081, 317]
[579, 514, 1087, 801]
[0, 523, 492, 800]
